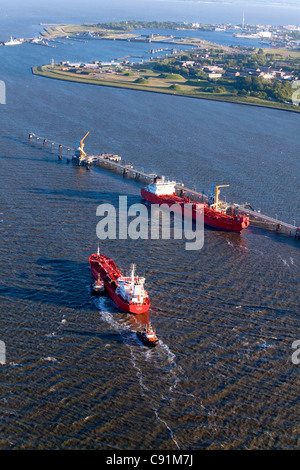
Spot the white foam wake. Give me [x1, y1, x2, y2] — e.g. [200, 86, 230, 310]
[94, 295, 183, 449]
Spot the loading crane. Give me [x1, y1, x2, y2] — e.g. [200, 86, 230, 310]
[209, 184, 230, 209]
[215, 185, 230, 205]
[74, 131, 90, 163]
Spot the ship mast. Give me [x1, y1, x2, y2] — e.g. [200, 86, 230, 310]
[131, 263, 135, 282]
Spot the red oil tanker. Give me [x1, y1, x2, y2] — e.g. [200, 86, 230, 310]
[141, 177, 250, 233]
[89, 248, 150, 314]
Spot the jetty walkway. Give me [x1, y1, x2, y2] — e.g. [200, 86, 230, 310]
[28, 132, 300, 240]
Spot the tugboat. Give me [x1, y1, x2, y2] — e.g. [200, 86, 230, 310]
[136, 323, 158, 347]
[91, 273, 105, 295]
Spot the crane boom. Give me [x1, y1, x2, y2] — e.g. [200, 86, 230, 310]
[77, 131, 90, 160]
[81, 131, 90, 145]
[72, 131, 91, 164]
[214, 184, 230, 206]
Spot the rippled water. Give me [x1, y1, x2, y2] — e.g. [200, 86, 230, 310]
[0, 2, 299, 450]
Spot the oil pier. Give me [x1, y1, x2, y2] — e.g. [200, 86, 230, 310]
[93, 156, 158, 183]
[28, 133, 72, 160]
[28, 132, 299, 239]
[176, 183, 300, 238]
[232, 204, 300, 238]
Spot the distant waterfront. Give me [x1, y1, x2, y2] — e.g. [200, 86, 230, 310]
[31, 21, 300, 113]
[1, 0, 300, 40]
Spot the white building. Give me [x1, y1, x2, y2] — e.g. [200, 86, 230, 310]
[258, 31, 272, 38]
[208, 73, 223, 79]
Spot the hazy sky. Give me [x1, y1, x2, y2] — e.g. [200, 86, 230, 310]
[169, 0, 299, 4]
[0, 0, 299, 11]
[0, 0, 299, 32]
[1, 0, 299, 6]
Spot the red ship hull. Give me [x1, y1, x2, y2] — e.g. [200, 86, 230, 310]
[89, 253, 150, 314]
[141, 188, 249, 233]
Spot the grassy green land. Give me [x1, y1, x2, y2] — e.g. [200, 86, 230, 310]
[33, 21, 300, 112]
[32, 64, 300, 113]
[41, 20, 214, 39]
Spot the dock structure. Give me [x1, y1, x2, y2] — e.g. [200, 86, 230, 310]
[91, 155, 158, 183]
[29, 132, 72, 156]
[28, 132, 299, 239]
[232, 205, 300, 238]
[173, 184, 299, 238]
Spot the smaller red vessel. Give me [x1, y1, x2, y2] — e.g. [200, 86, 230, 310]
[89, 247, 150, 314]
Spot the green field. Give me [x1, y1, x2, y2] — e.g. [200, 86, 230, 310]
[32, 64, 300, 113]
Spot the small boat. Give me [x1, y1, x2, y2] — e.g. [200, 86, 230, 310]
[91, 274, 105, 295]
[4, 37, 23, 46]
[137, 323, 158, 347]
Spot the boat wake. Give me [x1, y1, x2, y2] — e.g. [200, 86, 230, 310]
[94, 295, 184, 450]
[128, 344, 181, 450]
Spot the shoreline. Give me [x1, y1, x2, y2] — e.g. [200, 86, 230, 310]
[32, 66, 300, 114]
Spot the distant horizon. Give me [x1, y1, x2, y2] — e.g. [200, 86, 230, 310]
[171, 0, 300, 5]
[0, 0, 299, 36]
[1, 0, 300, 7]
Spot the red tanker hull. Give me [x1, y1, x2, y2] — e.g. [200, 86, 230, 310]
[89, 253, 150, 314]
[141, 188, 249, 233]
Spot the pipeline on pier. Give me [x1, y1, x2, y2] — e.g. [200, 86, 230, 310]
[28, 132, 300, 239]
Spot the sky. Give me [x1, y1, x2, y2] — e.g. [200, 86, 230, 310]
[0, 0, 299, 31]
[1, 0, 300, 7]
[175, 0, 300, 4]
